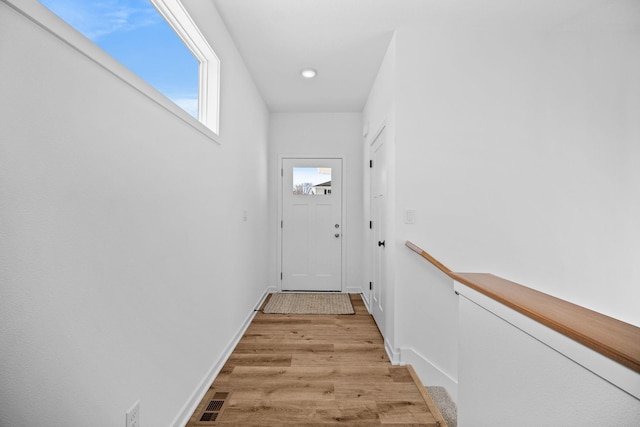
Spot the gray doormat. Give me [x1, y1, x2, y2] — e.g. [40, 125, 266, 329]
[263, 293, 355, 315]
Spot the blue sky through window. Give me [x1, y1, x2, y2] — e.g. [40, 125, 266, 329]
[293, 168, 332, 186]
[40, 0, 199, 118]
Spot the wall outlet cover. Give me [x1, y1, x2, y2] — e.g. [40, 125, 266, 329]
[126, 400, 140, 427]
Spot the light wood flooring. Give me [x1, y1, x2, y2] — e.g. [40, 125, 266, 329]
[186, 294, 443, 426]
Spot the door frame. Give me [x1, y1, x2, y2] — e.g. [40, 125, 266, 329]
[277, 154, 348, 293]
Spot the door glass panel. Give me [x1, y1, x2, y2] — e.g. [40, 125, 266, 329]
[292, 167, 332, 195]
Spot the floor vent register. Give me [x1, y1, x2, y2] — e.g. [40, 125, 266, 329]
[194, 390, 232, 425]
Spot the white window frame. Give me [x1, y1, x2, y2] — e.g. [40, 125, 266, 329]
[150, 0, 220, 135]
[6, 0, 220, 142]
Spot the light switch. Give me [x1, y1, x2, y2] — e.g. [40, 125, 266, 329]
[405, 209, 415, 224]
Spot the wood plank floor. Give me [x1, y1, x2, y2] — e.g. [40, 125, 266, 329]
[186, 294, 442, 426]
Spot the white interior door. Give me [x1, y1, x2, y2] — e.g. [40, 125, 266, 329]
[282, 158, 342, 291]
[370, 129, 387, 333]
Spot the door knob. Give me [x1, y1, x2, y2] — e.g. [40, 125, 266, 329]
[378, 240, 385, 247]
[335, 233, 340, 238]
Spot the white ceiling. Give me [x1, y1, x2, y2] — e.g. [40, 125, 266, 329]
[210, 0, 639, 113]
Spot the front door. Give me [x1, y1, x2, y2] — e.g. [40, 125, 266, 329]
[370, 128, 387, 334]
[281, 158, 342, 291]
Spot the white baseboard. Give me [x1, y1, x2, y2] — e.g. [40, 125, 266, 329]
[350, 287, 370, 311]
[361, 293, 370, 312]
[346, 286, 364, 295]
[399, 347, 458, 403]
[171, 287, 276, 427]
[385, 339, 400, 364]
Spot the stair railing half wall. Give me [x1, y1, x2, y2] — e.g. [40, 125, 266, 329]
[405, 240, 640, 374]
[405, 240, 640, 424]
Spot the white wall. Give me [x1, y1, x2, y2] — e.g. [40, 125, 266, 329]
[363, 32, 460, 398]
[0, 1, 269, 426]
[268, 113, 364, 293]
[393, 24, 640, 328]
[363, 8, 640, 404]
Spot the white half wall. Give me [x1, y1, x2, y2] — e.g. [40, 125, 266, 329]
[396, 259, 459, 401]
[268, 112, 364, 294]
[456, 283, 640, 426]
[0, 1, 269, 425]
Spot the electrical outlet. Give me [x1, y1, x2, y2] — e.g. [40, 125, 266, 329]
[126, 400, 140, 427]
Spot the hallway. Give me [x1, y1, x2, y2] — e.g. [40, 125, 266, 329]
[2, 1, 639, 425]
[186, 294, 443, 426]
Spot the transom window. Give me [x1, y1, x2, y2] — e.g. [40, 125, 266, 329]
[39, 0, 220, 134]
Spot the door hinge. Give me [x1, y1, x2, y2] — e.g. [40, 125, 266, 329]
[369, 281, 373, 290]
[281, 168, 283, 176]
[281, 272, 283, 280]
[281, 220, 283, 228]
[369, 220, 373, 229]
[369, 160, 373, 168]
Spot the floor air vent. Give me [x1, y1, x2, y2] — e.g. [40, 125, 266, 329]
[194, 390, 232, 425]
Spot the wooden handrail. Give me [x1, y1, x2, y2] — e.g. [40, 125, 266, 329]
[405, 240, 640, 374]
[405, 241, 454, 279]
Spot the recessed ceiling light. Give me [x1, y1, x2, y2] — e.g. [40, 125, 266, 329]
[300, 68, 317, 79]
